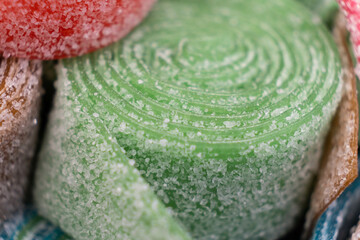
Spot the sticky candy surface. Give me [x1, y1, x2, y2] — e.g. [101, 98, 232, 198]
[34, 0, 342, 239]
[0, 0, 155, 60]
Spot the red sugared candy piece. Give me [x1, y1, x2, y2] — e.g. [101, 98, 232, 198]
[0, 0, 156, 60]
[338, 0, 360, 75]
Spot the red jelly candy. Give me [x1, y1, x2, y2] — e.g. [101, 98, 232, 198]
[338, 0, 360, 75]
[0, 0, 156, 60]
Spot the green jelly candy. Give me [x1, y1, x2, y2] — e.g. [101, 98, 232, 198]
[34, 0, 343, 239]
[298, 0, 338, 23]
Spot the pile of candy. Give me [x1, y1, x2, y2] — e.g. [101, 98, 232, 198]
[0, 0, 360, 240]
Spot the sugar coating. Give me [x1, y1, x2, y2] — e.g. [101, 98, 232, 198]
[338, 0, 360, 77]
[35, 63, 190, 240]
[0, 0, 155, 60]
[310, 154, 360, 240]
[312, 188, 360, 240]
[0, 58, 41, 222]
[304, 15, 359, 237]
[0, 207, 70, 240]
[34, 0, 343, 239]
[351, 220, 360, 240]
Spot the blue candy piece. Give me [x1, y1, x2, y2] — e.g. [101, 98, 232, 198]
[312, 155, 360, 240]
[0, 208, 70, 240]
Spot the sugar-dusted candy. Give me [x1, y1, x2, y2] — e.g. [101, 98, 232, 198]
[34, 0, 343, 239]
[0, 58, 41, 221]
[0, 0, 155, 59]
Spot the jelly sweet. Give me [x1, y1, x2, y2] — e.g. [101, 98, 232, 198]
[0, 58, 41, 221]
[338, 0, 360, 76]
[34, 0, 343, 239]
[0, 0, 155, 59]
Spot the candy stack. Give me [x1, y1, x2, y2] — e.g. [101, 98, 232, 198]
[0, 0, 359, 240]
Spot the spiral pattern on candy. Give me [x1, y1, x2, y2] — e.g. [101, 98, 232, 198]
[34, 0, 343, 239]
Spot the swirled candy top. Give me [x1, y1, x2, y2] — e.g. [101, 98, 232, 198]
[34, 0, 343, 239]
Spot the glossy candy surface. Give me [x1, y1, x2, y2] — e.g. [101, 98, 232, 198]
[0, 0, 155, 59]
